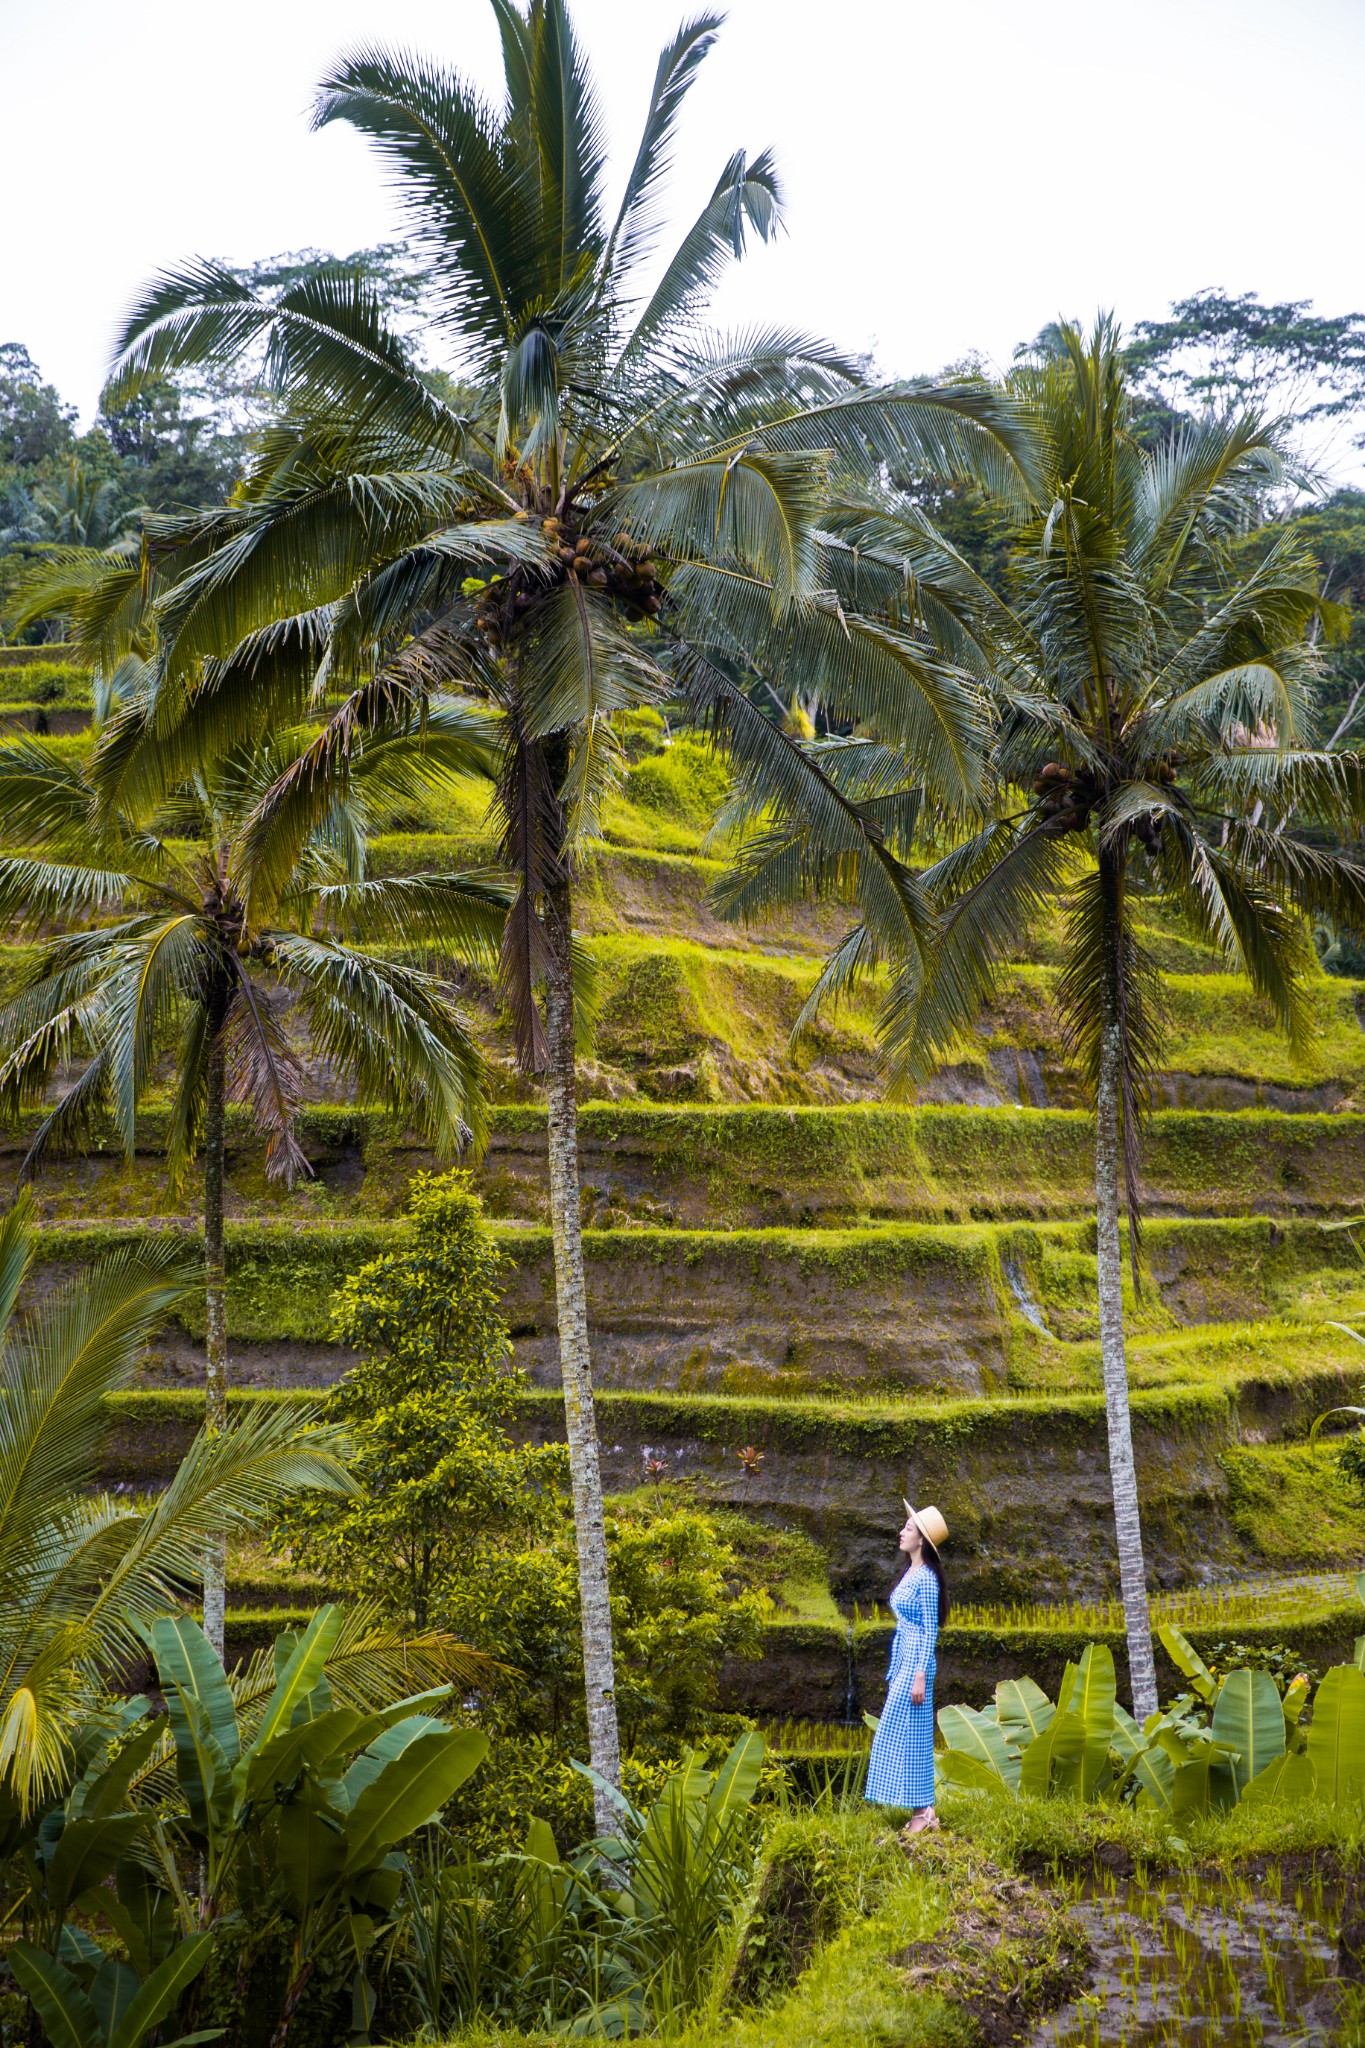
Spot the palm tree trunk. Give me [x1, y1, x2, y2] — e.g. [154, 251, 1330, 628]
[542, 878, 621, 1831]
[1095, 1013, 1158, 1721]
[202, 1028, 228, 1660]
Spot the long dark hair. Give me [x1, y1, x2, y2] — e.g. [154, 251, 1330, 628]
[920, 1542, 950, 1626]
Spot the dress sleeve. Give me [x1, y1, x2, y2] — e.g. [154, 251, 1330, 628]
[900, 1572, 935, 1676]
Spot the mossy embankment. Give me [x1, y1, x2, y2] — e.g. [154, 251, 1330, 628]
[6, 1103, 1362, 1229]
[0, 655, 94, 735]
[97, 1376, 1365, 1606]
[24, 1210, 1365, 1399]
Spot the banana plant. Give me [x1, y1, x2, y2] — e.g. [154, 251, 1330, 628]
[0, 1701, 218, 2048]
[938, 1646, 1137, 1802]
[7, 1930, 218, 2048]
[143, 1605, 489, 2046]
[936, 1640, 1239, 1814]
[936, 1630, 1355, 1818]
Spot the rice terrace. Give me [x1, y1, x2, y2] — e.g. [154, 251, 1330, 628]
[5, 0, 1365, 2041]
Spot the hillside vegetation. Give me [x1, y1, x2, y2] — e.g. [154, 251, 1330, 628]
[6, 656, 1362, 1705]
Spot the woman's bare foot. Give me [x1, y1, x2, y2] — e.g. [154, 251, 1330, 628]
[905, 1807, 939, 1835]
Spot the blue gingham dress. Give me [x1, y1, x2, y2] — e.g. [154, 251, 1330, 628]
[864, 1564, 939, 1808]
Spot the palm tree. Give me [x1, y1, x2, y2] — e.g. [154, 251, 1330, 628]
[727, 318, 1365, 1716]
[0, 1187, 355, 1812]
[91, 0, 1029, 1817]
[0, 713, 509, 1654]
[33, 459, 136, 551]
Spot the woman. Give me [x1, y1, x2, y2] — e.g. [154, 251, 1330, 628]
[864, 1501, 950, 1832]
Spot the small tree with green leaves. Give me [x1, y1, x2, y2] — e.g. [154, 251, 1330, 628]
[437, 1497, 771, 1752]
[278, 1172, 564, 1630]
[604, 1502, 771, 1756]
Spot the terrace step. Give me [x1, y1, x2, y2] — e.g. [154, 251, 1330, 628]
[24, 1212, 1365, 1398]
[99, 1386, 1365, 1605]
[7, 1105, 1364, 1230]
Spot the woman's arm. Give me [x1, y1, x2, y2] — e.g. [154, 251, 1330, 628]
[904, 1576, 934, 1699]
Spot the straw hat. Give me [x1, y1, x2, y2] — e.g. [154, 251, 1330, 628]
[903, 1501, 949, 1552]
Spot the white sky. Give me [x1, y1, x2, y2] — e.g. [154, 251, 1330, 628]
[5, 0, 1365, 474]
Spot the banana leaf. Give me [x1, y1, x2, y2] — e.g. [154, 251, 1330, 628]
[1063, 1644, 1116, 1798]
[342, 1728, 488, 1875]
[1157, 1624, 1218, 1704]
[1019, 1710, 1086, 1797]
[243, 1607, 345, 1761]
[1306, 1664, 1365, 1802]
[936, 1704, 1018, 1788]
[1133, 1745, 1176, 1814]
[936, 1750, 1014, 1799]
[1210, 1668, 1284, 1797]
[994, 1677, 1055, 1748]
[1241, 1750, 1317, 1805]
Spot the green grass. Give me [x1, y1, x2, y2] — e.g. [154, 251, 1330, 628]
[1220, 1440, 1365, 1563]
[938, 1784, 1365, 1870]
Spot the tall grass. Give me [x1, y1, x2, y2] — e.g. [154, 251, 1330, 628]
[761, 1722, 869, 1756]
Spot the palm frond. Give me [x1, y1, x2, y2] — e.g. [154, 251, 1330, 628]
[611, 447, 828, 607]
[517, 576, 668, 739]
[0, 1238, 201, 1597]
[271, 934, 488, 1155]
[615, 147, 782, 367]
[311, 47, 535, 364]
[88, 1402, 354, 1645]
[101, 916, 207, 1154]
[228, 1601, 495, 1729]
[602, 12, 723, 282]
[307, 870, 512, 961]
[221, 975, 310, 1187]
[878, 821, 1074, 1086]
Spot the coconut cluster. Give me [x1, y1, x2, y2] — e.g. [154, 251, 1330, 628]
[1034, 756, 1175, 848]
[1033, 760, 1102, 832]
[473, 517, 665, 650]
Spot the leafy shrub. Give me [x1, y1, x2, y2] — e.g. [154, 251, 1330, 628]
[275, 1172, 565, 1629]
[1183, 1639, 1318, 1712]
[436, 1498, 772, 1764]
[0, 658, 89, 701]
[385, 1735, 767, 2036]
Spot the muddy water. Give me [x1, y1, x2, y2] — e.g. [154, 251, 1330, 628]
[1035, 1867, 1345, 2046]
